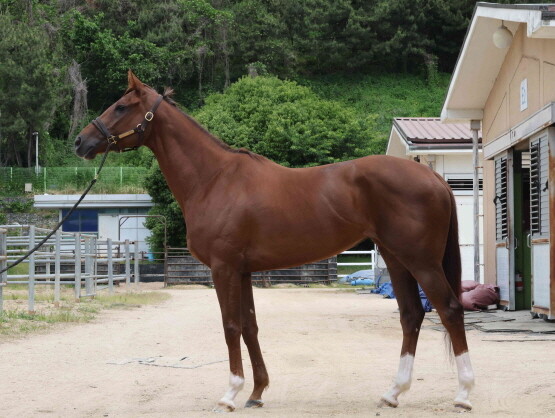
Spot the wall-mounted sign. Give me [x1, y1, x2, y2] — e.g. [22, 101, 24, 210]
[520, 78, 528, 111]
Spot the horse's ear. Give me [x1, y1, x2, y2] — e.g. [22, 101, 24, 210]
[127, 70, 144, 91]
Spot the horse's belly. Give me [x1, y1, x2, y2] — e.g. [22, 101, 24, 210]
[245, 219, 364, 272]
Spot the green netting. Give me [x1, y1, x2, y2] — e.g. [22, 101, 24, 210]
[0, 167, 148, 195]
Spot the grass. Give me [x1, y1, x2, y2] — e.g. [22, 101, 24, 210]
[0, 166, 148, 196]
[95, 291, 170, 308]
[337, 254, 373, 276]
[296, 72, 450, 153]
[0, 285, 170, 339]
[5, 263, 29, 276]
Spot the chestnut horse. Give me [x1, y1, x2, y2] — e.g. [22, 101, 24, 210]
[75, 72, 474, 411]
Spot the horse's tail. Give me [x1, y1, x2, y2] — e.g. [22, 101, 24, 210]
[442, 187, 462, 299]
[440, 182, 462, 361]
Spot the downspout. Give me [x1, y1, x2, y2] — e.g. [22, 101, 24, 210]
[470, 120, 481, 283]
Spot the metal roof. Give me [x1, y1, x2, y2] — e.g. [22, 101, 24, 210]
[34, 194, 153, 209]
[393, 118, 482, 146]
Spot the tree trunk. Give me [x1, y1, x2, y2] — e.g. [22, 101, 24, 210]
[221, 24, 230, 89]
[27, 128, 33, 168]
[11, 137, 22, 167]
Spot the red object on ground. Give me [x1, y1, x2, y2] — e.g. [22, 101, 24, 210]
[461, 284, 499, 311]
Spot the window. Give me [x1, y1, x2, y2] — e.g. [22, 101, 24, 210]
[446, 178, 483, 191]
[530, 136, 549, 237]
[61, 209, 98, 233]
[494, 157, 508, 242]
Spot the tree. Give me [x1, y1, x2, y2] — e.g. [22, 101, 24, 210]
[0, 11, 68, 167]
[144, 160, 186, 253]
[194, 76, 376, 166]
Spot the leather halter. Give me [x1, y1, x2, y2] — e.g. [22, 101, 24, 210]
[91, 94, 164, 152]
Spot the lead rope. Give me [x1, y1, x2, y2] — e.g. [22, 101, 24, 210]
[0, 142, 114, 275]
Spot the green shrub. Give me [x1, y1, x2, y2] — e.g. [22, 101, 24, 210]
[194, 76, 379, 167]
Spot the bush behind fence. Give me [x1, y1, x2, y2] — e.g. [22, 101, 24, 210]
[0, 167, 148, 195]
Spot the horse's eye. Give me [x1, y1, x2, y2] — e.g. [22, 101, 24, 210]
[115, 104, 126, 112]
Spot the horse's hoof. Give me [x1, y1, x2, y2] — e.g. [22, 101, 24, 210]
[213, 399, 236, 413]
[454, 398, 472, 411]
[245, 399, 264, 408]
[378, 396, 398, 408]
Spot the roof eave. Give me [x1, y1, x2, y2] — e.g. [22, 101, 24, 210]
[441, 3, 555, 124]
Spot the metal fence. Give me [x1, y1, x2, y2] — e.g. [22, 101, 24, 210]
[337, 250, 376, 278]
[0, 166, 148, 195]
[0, 224, 140, 313]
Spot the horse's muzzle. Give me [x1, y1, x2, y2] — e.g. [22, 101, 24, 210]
[74, 136, 99, 160]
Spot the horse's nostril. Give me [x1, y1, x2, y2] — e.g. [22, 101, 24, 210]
[75, 136, 82, 147]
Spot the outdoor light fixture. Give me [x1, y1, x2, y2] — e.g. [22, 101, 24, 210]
[493, 21, 513, 49]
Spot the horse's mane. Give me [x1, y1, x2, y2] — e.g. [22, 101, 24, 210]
[161, 87, 265, 161]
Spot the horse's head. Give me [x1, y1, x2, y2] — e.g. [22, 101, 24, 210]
[75, 71, 163, 159]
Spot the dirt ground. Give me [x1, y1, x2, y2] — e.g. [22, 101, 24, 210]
[1, 284, 554, 417]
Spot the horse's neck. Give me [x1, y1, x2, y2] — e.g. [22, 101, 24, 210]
[146, 104, 232, 208]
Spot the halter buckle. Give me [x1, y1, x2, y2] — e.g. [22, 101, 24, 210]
[107, 136, 118, 145]
[145, 111, 154, 122]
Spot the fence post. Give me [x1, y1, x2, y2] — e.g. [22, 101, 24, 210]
[0, 228, 7, 313]
[134, 240, 140, 286]
[92, 236, 98, 296]
[28, 225, 36, 314]
[43, 167, 47, 193]
[74, 233, 81, 300]
[107, 238, 114, 294]
[54, 229, 61, 307]
[124, 239, 130, 289]
[84, 236, 94, 297]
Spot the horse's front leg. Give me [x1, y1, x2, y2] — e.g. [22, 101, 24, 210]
[212, 264, 245, 412]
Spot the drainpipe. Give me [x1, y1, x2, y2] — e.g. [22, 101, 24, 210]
[470, 120, 481, 283]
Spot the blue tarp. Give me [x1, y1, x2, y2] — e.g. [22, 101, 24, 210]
[351, 278, 375, 286]
[419, 286, 433, 312]
[371, 282, 396, 298]
[371, 282, 434, 312]
[339, 269, 375, 284]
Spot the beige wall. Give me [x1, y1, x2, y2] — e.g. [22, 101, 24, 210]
[482, 24, 555, 285]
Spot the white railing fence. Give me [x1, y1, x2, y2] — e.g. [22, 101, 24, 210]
[0, 224, 139, 313]
[337, 250, 376, 278]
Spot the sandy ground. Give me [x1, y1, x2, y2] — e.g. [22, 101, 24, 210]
[1, 284, 554, 418]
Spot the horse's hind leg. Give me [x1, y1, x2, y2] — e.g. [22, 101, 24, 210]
[378, 248, 425, 408]
[410, 264, 475, 410]
[240, 273, 269, 408]
[212, 264, 245, 412]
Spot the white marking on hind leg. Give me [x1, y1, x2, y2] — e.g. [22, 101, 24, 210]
[380, 354, 414, 407]
[216, 373, 245, 412]
[454, 352, 474, 410]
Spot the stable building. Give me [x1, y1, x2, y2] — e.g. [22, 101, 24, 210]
[34, 194, 154, 255]
[442, 3, 555, 318]
[387, 117, 483, 283]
